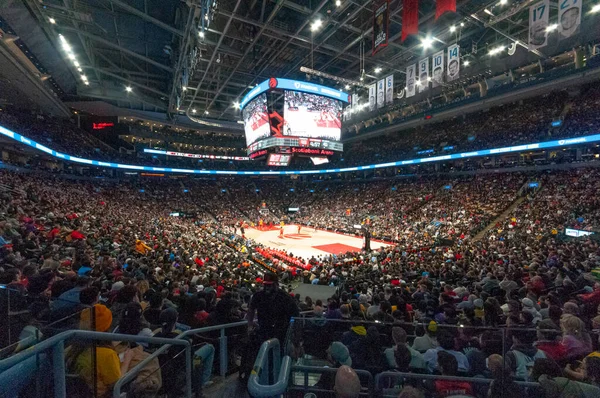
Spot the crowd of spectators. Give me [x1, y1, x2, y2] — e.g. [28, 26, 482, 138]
[1, 162, 600, 396]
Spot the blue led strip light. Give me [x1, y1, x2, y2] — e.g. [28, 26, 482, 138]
[0, 125, 598, 176]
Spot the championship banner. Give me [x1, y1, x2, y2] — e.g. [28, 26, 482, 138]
[432, 50, 444, 87]
[435, 0, 456, 19]
[418, 58, 429, 93]
[529, 0, 549, 49]
[558, 0, 581, 39]
[406, 64, 416, 98]
[373, 0, 390, 55]
[368, 83, 376, 111]
[377, 79, 385, 108]
[385, 75, 394, 104]
[353, 94, 361, 117]
[447, 44, 460, 82]
[401, 0, 419, 42]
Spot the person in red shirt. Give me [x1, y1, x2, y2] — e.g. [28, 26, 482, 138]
[434, 351, 473, 397]
[535, 319, 567, 362]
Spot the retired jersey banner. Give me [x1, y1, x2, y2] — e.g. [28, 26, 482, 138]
[558, 0, 581, 38]
[377, 79, 385, 108]
[406, 64, 416, 98]
[418, 58, 429, 93]
[432, 50, 444, 88]
[402, 0, 419, 42]
[529, 0, 549, 49]
[368, 83, 376, 111]
[435, 0, 456, 19]
[447, 44, 460, 82]
[373, 0, 390, 55]
[385, 75, 394, 104]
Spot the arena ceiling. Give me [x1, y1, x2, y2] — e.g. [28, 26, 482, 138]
[3, 0, 594, 123]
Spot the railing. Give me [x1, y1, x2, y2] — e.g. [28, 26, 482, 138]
[0, 330, 192, 398]
[247, 338, 291, 398]
[290, 365, 374, 396]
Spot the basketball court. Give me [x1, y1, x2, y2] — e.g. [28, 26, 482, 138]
[243, 224, 390, 259]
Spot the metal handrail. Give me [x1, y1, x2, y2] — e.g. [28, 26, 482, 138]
[290, 365, 374, 396]
[247, 338, 292, 398]
[0, 330, 192, 398]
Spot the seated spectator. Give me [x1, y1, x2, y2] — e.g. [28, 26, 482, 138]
[537, 357, 600, 398]
[412, 321, 438, 353]
[505, 326, 547, 381]
[535, 319, 567, 362]
[315, 342, 352, 392]
[434, 351, 473, 397]
[423, 329, 469, 374]
[333, 365, 361, 398]
[561, 314, 593, 360]
[384, 327, 426, 371]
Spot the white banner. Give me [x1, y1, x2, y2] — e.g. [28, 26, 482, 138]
[432, 50, 444, 87]
[406, 64, 416, 98]
[529, 0, 549, 49]
[418, 58, 429, 93]
[369, 83, 376, 111]
[558, 0, 582, 38]
[385, 74, 394, 104]
[447, 44, 460, 82]
[353, 94, 361, 118]
[377, 79, 385, 108]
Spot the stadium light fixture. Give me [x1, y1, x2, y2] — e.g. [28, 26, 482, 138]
[484, 8, 494, 16]
[593, 4, 600, 12]
[427, 76, 432, 81]
[345, 84, 350, 90]
[77, 67, 82, 72]
[416, 80, 422, 86]
[336, 0, 341, 6]
[182, 86, 187, 91]
[80, 75, 87, 81]
[126, 86, 132, 92]
[374, 67, 382, 73]
[464, 60, 470, 66]
[500, 0, 508, 4]
[199, 30, 205, 39]
[311, 19, 323, 31]
[421, 36, 434, 49]
[450, 25, 456, 32]
[192, 109, 196, 113]
[49, 18, 56, 24]
[546, 24, 558, 32]
[204, 111, 209, 115]
[83, 81, 89, 86]
[73, 60, 80, 67]
[67, 53, 76, 60]
[460, 22, 465, 27]
[489, 45, 505, 55]
[233, 101, 240, 108]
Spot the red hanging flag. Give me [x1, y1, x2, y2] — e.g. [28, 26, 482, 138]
[435, 0, 456, 19]
[401, 0, 419, 42]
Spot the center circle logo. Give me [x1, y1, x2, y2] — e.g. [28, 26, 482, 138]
[268, 77, 278, 88]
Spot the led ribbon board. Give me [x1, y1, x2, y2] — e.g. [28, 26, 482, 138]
[239, 78, 350, 110]
[0, 124, 598, 176]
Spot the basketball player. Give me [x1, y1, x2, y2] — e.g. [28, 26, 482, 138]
[280, 226, 284, 238]
[297, 224, 301, 234]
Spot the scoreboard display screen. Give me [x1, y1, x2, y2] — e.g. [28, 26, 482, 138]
[283, 91, 342, 141]
[242, 93, 270, 146]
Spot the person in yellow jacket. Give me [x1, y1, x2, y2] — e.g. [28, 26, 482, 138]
[135, 239, 152, 255]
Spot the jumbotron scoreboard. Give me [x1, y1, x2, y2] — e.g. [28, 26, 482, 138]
[240, 77, 350, 166]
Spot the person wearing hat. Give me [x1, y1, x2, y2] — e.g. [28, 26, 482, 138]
[246, 272, 299, 343]
[66, 304, 125, 397]
[522, 297, 542, 324]
[314, 342, 353, 392]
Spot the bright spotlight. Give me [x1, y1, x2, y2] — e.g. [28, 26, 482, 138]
[192, 109, 196, 113]
[49, 18, 56, 24]
[336, 0, 341, 6]
[204, 110, 209, 115]
[84, 81, 89, 86]
[427, 76, 432, 81]
[182, 86, 187, 91]
[80, 75, 87, 81]
[450, 25, 456, 32]
[421, 36, 434, 49]
[593, 4, 600, 12]
[460, 22, 465, 27]
[73, 60, 80, 67]
[126, 86, 132, 92]
[374, 67, 382, 73]
[464, 60, 470, 66]
[199, 30, 205, 38]
[545, 24, 558, 32]
[345, 85, 350, 90]
[68, 53, 76, 60]
[77, 67, 83, 72]
[233, 101, 240, 108]
[310, 19, 323, 32]
[484, 8, 494, 16]
[416, 80, 422, 86]
[500, 0, 508, 4]
[489, 45, 505, 55]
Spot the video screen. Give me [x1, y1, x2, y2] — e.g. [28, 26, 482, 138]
[267, 154, 291, 167]
[284, 91, 342, 141]
[242, 93, 270, 147]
